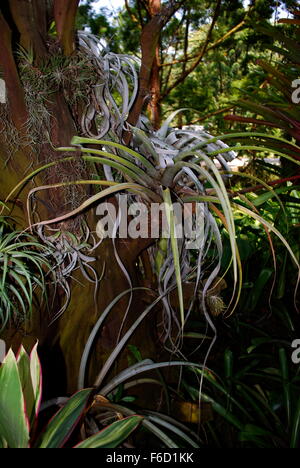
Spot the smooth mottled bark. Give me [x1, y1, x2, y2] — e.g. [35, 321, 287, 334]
[9, 0, 48, 61]
[54, 0, 80, 56]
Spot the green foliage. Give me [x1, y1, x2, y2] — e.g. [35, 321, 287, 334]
[76, 1, 119, 51]
[77, 0, 293, 129]
[0, 346, 143, 448]
[183, 324, 300, 447]
[0, 216, 52, 329]
[220, 181, 300, 315]
[0, 349, 30, 448]
[225, 18, 300, 156]
[74, 417, 143, 448]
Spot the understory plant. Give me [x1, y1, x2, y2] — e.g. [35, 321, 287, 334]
[0, 343, 203, 449]
[0, 345, 143, 449]
[183, 324, 300, 448]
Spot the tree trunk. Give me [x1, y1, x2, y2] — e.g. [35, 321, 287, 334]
[0, 0, 159, 395]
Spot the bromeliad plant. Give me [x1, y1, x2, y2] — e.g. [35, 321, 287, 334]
[24, 120, 241, 355]
[0, 32, 141, 323]
[24, 122, 300, 352]
[0, 344, 143, 449]
[0, 213, 54, 329]
[36, 222, 102, 322]
[4, 111, 298, 361]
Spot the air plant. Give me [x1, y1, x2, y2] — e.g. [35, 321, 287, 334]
[36, 223, 102, 322]
[78, 32, 139, 140]
[18, 128, 297, 425]
[0, 33, 142, 319]
[2, 31, 138, 161]
[0, 214, 53, 329]
[15, 116, 299, 361]
[52, 125, 298, 342]
[25, 124, 238, 346]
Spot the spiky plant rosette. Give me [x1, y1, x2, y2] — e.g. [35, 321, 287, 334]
[0, 216, 53, 329]
[36, 222, 102, 322]
[29, 119, 299, 354]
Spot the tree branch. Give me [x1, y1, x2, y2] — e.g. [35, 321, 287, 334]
[160, 20, 245, 68]
[162, 0, 222, 99]
[224, 114, 282, 128]
[126, 0, 184, 133]
[231, 175, 300, 196]
[162, 40, 179, 95]
[187, 106, 235, 125]
[54, 0, 79, 56]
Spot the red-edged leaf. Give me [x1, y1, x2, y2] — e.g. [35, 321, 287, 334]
[0, 350, 30, 448]
[37, 388, 92, 448]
